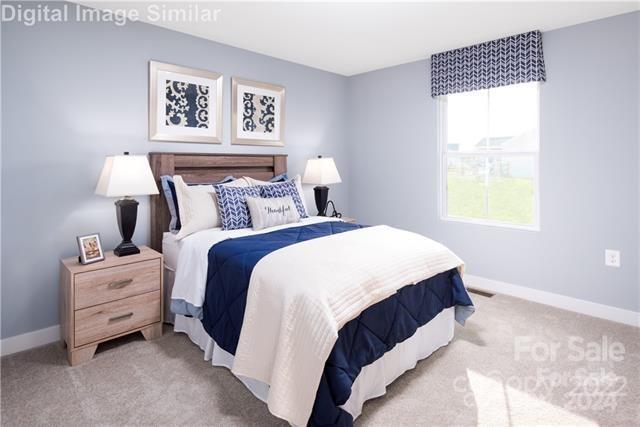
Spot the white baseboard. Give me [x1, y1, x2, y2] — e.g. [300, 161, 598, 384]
[465, 274, 640, 328]
[1, 325, 60, 356]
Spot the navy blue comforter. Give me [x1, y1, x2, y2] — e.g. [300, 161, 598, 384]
[201, 222, 474, 426]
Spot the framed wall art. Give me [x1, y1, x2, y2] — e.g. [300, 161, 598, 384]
[232, 77, 285, 147]
[149, 60, 223, 144]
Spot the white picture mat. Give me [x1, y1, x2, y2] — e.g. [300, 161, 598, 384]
[156, 70, 217, 137]
[236, 84, 281, 141]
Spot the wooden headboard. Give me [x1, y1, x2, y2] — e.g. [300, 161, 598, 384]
[149, 152, 287, 252]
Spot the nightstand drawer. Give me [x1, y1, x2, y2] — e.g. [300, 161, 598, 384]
[75, 259, 160, 309]
[74, 290, 161, 347]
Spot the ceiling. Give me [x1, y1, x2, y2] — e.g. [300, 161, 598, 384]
[78, 1, 639, 76]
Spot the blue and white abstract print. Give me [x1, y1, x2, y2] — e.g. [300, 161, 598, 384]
[242, 92, 275, 134]
[232, 78, 283, 145]
[165, 80, 209, 128]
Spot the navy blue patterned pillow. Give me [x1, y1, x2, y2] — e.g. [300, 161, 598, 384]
[269, 173, 288, 182]
[161, 175, 235, 232]
[215, 185, 261, 230]
[160, 176, 181, 231]
[258, 181, 308, 218]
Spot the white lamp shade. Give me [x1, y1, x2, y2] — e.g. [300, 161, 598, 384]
[302, 157, 342, 186]
[95, 154, 159, 197]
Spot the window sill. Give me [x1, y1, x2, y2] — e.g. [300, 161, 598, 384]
[440, 215, 540, 232]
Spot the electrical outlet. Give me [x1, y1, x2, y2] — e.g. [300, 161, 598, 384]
[605, 249, 621, 268]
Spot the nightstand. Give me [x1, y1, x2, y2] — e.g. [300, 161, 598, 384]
[60, 246, 163, 365]
[341, 216, 356, 224]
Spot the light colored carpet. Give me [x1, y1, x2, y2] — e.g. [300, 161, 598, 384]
[2, 293, 638, 426]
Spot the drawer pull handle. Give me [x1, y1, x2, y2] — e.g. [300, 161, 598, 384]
[108, 279, 133, 289]
[109, 312, 134, 322]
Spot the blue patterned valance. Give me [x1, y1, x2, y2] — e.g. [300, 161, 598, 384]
[430, 30, 546, 97]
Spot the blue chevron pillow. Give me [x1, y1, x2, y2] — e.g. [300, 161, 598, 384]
[258, 181, 308, 218]
[215, 185, 261, 230]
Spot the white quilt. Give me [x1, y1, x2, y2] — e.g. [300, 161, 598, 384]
[171, 216, 340, 310]
[230, 225, 464, 426]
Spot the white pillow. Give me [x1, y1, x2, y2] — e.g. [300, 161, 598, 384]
[224, 177, 251, 188]
[173, 176, 249, 240]
[246, 196, 301, 230]
[244, 175, 309, 215]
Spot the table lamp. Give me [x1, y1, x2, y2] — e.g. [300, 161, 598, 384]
[95, 152, 159, 256]
[302, 155, 342, 216]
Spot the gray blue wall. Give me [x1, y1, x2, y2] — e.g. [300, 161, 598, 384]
[347, 12, 639, 312]
[0, 9, 349, 338]
[2, 9, 639, 340]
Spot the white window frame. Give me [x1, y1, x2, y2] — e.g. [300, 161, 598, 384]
[437, 83, 541, 231]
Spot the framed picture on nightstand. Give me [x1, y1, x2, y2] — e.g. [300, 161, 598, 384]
[76, 233, 105, 265]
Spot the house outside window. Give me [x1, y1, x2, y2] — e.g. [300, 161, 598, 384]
[439, 82, 540, 230]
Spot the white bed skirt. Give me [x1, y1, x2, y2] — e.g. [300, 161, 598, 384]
[174, 306, 455, 422]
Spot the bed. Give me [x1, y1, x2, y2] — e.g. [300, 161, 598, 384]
[149, 152, 474, 426]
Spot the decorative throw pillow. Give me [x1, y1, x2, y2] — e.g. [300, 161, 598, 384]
[244, 174, 307, 214]
[258, 180, 308, 219]
[244, 174, 285, 186]
[215, 185, 261, 230]
[244, 173, 288, 184]
[161, 175, 234, 232]
[269, 173, 289, 182]
[174, 176, 247, 240]
[160, 175, 181, 232]
[223, 177, 252, 188]
[246, 196, 301, 230]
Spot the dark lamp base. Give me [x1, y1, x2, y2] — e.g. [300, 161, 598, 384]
[313, 186, 329, 216]
[114, 198, 140, 257]
[114, 241, 140, 257]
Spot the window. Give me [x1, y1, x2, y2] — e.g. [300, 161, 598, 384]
[439, 82, 540, 230]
